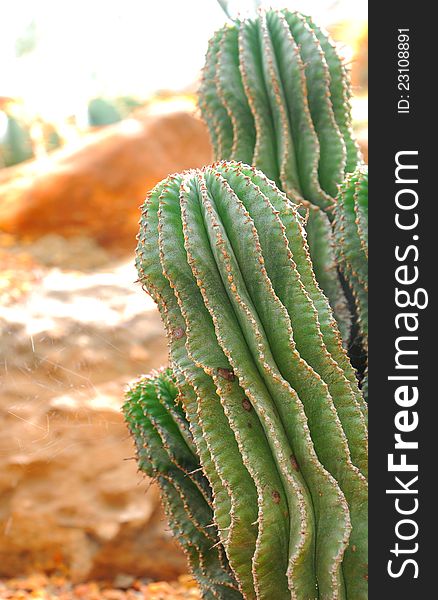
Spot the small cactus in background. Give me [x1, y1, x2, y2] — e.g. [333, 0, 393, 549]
[0, 113, 34, 168]
[135, 161, 368, 599]
[198, 9, 359, 341]
[333, 166, 368, 396]
[87, 97, 122, 126]
[123, 369, 242, 599]
[44, 123, 62, 152]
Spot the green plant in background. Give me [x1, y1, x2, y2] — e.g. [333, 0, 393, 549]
[123, 369, 242, 599]
[0, 113, 34, 168]
[44, 124, 62, 153]
[135, 161, 368, 599]
[87, 96, 143, 128]
[198, 9, 361, 342]
[87, 97, 122, 126]
[333, 166, 368, 398]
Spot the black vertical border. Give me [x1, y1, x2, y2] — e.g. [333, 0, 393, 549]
[369, 1, 434, 597]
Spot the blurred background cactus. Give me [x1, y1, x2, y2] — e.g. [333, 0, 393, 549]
[0, 100, 34, 167]
[87, 97, 122, 127]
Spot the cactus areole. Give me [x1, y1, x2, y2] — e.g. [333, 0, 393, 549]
[136, 161, 368, 599]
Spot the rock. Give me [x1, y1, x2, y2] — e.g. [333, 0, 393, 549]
[88, 516, 188, 582]
[0, 101, 212, 253]
[0, 257, 186, 582]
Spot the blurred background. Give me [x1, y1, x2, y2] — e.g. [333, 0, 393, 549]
[0, 0, 367, 597]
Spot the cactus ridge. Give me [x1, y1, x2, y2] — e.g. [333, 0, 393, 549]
[216, 26, 255, 165]
[136, 180, 233, 539]
[136, 162, 368, 599]
[123, 369, 242, 599]
[281, 11, 345, 200]
[199, 28, 234, 161]
[214, 165, 368, 472]
[304, 206, 351, 345]
[333, 166, 368, 398]
[199, 8, 357, 344]
[333, 166, 368, 348]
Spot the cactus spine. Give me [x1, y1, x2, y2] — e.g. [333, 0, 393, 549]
[333, 166, 368, 395]
[198, 9, 359, 341]
[136, 162, 368, 599]
[123, 369, 242, 599]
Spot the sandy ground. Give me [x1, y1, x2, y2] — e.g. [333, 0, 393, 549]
[0, 234, 189, 586]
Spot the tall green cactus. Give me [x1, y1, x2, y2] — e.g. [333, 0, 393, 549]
[198, 9, 359, 342]
[136, 161, 368, 599]
[333, 166, 368, 396]
[198, 9, 360, 211]
[124, 369, 242, 599]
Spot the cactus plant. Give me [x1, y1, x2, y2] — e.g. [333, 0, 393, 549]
[198, 9, 359, 342]
[333, 166, 368, 396]
[198, 9, 360, 211]
[123, 369, 242, 599]
[87, 97, 122, 127]
[0, 113, 34, 168]
[135, 161, 368, 599]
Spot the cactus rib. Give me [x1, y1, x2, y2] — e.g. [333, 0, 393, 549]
[333, 166, 368, 398]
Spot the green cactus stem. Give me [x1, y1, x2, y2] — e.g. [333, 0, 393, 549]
[123, 369, 242, 599]
[198, 9, 360, 211]
[304, 205, 351, 344]
[198, 9, 358, 342]
[333, 165, 368, 395]
[136, 161, 368, 599]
